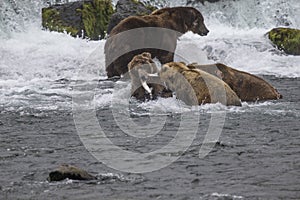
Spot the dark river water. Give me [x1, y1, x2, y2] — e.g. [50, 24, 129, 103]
[1, 0, 300, 199]
[0, 76, 299, 200]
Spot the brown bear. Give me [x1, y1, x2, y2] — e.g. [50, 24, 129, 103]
[186, 63, 283, 101]
[105, 7, 209, 78]
[128, 52, 172, 101]
[159, 62, 242, 106]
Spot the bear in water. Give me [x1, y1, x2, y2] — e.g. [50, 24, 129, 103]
[159, 62, 242, 106]
[128, 52, 172, 101]
[105, 7, 209, 78]
[187, 63, 282, 101]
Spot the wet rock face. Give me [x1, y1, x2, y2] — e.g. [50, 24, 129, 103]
[42, 1, 84, 37]
[107, 0, 157, 34]
[42, 0, 114, 40]
[47, 164, 96, 181]
[268, 27, 300, 56]
[186, 0, 222, 5]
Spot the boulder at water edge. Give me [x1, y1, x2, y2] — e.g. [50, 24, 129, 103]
[42, 0, 114, 40]
[268, 27, 300, 55]
[47, 164, 96, 181]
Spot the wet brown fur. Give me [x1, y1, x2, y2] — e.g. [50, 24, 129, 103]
[128, 52, 172, 101]
[105, 7, 209, 78]
[159, 62, 242, 106]
[187, 63, 282, 101]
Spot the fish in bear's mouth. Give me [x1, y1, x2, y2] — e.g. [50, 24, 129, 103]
[138, 69, 160, 99]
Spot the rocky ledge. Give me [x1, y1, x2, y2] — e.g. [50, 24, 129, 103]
[42, 0, 114, 40]
[42, 0, 156, 40]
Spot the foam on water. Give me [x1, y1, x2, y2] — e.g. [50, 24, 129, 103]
[210, 192, 243, 199]
[0, 2, 299, 199]
[91, 83, 299, 118]
[177, 27, 300, 78]
[0, 26, 105, 111]
[0, 0, 299, 114]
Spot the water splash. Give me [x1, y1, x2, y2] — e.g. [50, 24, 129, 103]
[0, 0, 299, 113]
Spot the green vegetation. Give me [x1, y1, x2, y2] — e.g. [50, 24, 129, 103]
[268, 27, 300, 55]
[131, 0, 140, 4]
[80, 0, 114, 40]
[42, 8, 79, 37]
[145, 4, 157, 12]
[42, 0, 114, 40]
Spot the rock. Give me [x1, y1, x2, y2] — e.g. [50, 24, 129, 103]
[187, 0, 222, 5]
[107, 0, 157, 34]
[268, 27, 300, 56]
[47, 164, 96, 181]
[42, 0, 114, 40]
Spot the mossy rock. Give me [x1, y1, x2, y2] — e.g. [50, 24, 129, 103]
[80, 0, 114, 40]
[187, 0, 222, 5]
[42, 0, 114, 40]
[268, 27, 300, 55]
[42, 6, 81, 37]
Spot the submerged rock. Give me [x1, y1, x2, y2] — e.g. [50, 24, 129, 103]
[42, 0, 114, 40]
[268, 27, 300, 56]
[107, 0, 157, 34]
[47, 164, 96, 181]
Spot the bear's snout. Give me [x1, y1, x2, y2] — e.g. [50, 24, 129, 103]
[200, 26, 209, 36]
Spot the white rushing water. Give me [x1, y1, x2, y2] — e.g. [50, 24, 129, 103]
[0, 0, 299, 113]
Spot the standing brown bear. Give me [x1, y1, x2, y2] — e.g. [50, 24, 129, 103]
[105, 7, 209, 78]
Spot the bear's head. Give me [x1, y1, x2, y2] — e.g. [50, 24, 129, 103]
[184, 7, 209, 36]
[128, 52, 158, 82]
[151, 7, 209, 36]
[128, 52, 162, 99]
[159, 62, 190, 91]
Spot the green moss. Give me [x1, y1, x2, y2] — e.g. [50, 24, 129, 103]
[131, 0, 140, 4]
[268, 27, 300, 55]
[42, 0, 114, 40]
[80, 0, 114, 40]
[145, 4, 157, 12]
[42, 7, 79, 36]
[42, 8, 59, 28]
